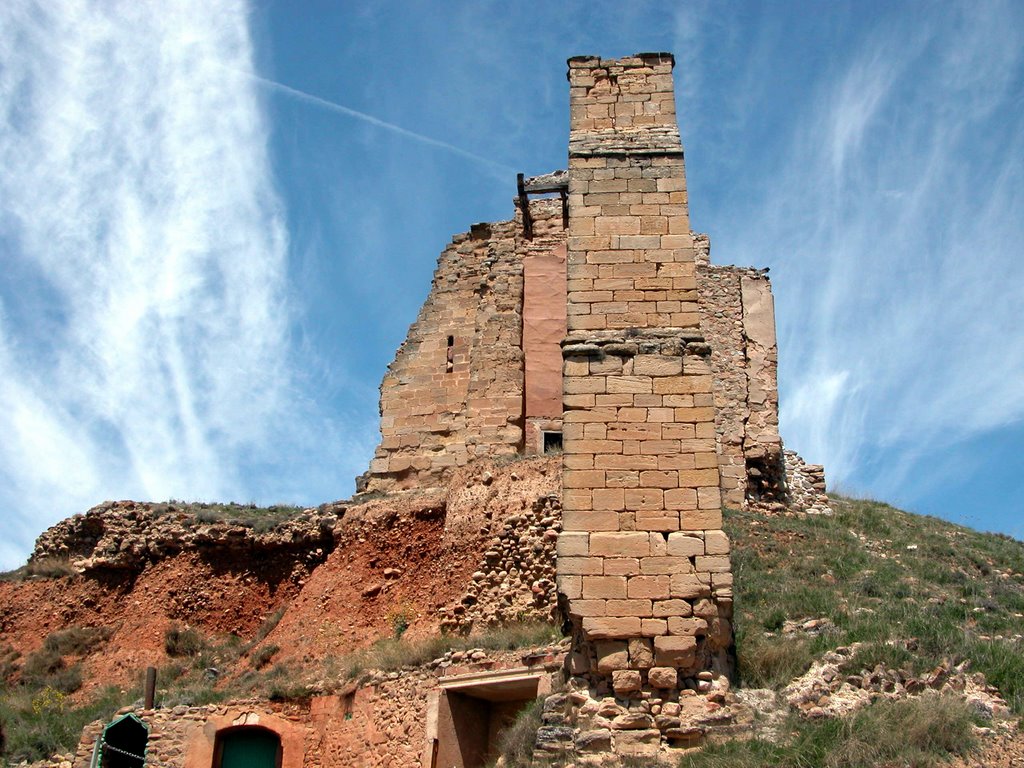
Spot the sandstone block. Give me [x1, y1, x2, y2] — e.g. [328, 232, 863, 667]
[641, 618, 669, 636]
[667, 616, 708, 635]
[606, 598, 652, 617]
[624, 488, 664, 510]
[595, 640, 629, 672]
[583, 616, 641, 639]
[601, 558, 639, 576]
[679, 508, 722, 530]
[634, 511, 678, 531]
[671, 572, 711, 599]
[583, 575, 627, 599]
[562, 509, 619, 531]
[628, 575, 670, 599]
[556, 574, 582, 600]
[695, 555, 731, 573]
[640, 556, 690, 575]
[704, 530, 730, 555]
[664, 488, 698, 510]
[653, 599, 693, 618]
[667, 532, 704, 557]
[558, 556, 604, 575]
[632, 354, 682, 376]
[556, 532, 590, 557]
[612, 669, 643, 695]
[648, 666, 679, 689]
[589, 531, 651, 557]
[614, 728, 661, 756]
[654, 635, 696, 666]
[628, 637, 654, 668]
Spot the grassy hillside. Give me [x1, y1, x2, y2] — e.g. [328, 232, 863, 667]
[728, 496, 1024, 709]
[682, 496, 1024, 767]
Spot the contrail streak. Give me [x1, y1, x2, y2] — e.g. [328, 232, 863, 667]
[250, 73, 517, 176]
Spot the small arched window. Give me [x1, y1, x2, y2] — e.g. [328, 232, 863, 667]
[213, 726, 282, 768]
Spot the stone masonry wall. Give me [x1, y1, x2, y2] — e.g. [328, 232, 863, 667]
[696, 242, 785, 509]
[362, 199, 567, 493]
[552, 53, 734, 759]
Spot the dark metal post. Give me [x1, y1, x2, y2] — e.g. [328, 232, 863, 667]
[143, 666, 156, 710]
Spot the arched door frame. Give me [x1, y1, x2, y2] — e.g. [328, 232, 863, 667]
[213, 725, 282, 768]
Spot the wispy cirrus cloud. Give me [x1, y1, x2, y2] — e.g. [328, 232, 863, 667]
[0, 0, 370, 569]
[725, 3, 1024, 499]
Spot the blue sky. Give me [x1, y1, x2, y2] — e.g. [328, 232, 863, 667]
[0, 1, 1021, 569]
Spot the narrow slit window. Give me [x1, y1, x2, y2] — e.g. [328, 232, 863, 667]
[543, 431, 562, 454]
[446, 336, 455, 373]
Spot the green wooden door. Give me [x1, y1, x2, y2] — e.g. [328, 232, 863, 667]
[219, 729, 279, 768]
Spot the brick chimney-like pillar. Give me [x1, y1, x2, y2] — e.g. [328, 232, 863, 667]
[557, 54, 734, 704]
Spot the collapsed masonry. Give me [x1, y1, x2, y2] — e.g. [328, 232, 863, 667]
[358, 52, 829, 761]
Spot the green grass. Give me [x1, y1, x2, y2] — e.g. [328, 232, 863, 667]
[0, 684, 135, 765]
[681, 695, 978, 768]
[728, 496, 1024, 713]
[159, 500, 307, 532]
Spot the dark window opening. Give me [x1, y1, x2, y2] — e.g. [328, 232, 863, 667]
[446, 336, 455, 373]
[542, 431, 562, 454]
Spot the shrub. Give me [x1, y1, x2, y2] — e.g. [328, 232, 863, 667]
[250, 645, 279, 670]
[493, 698, 543, 768]
[164, 625, 204, 657]
[737, 635, 812, 689]
[43, 626, 111, 656]
[20, 647, 83, 693]
[387, 604, 415, 639]
[0, 557, 75, 581]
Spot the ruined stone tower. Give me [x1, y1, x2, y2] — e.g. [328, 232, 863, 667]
[554, 50, 734, 737]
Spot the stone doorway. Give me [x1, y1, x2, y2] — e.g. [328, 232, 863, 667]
[428, 669, 547, 768]
[214, 726, 282, 768]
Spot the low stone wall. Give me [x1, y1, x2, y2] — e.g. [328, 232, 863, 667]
[440, 492, 561, 634]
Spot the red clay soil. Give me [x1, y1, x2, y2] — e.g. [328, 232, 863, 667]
[0, 456, 561, 698]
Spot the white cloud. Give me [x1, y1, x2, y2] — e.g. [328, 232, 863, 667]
[729, 6, 1024, 499]
[0, 0, 361, 569]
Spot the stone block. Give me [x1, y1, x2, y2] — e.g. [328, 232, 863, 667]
[583, 575, 627, 599]
[614, 729, 661, 756]
[556, 532, 590, 557]
[670, 572, 711, 599]
[639, 556, 689, 575]
[556, 574, 582, 599]
[664, 488, 698, 510]
[612, 669, 642, 695]
[679, 508, 723, 530]
[704, 530, 730, 555]
[695, 555, 731, 573]
[589, 531, 651, 557]
[654, 635, 697, 666]
[603, 557, 640, 575]
[576, 729, 612, 752]
[627, 575, 670, 599]
[667, 616, 708, 635]
[641, 618, 668, 636]
[632, 354, 682, 376]
[627, 637, 654, 668]
[595, 640, 629, 672]
[592, 487, 625, 510]
[606, 598, 652, 617]
[624, 488, 664, 510]
[583, 616, 642, 639]
[653, 599, 693, 618]
[635, 511, 678, 531]
[562, 509, 619, 531]
[667, 532, 704, 557]
[558, 556, 604, 575]
[648, 666, 678, 689]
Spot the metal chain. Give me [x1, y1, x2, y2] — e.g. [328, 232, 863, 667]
[101, 741, 146, 762]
